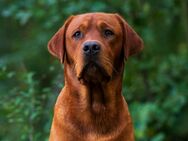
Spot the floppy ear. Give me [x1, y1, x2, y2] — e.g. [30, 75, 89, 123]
[48, 16, 74, 63]
[115, 14, 144, 60]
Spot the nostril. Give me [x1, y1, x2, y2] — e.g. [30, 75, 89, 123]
[83, 45, 89, 52]
[92, 44, 100, 51]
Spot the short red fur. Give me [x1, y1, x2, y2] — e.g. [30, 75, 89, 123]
[48, 12, 143, 141]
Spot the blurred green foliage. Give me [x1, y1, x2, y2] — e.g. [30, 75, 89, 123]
[0, 0, 188, 141]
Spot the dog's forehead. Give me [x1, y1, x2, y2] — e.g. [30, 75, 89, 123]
[67, 13, 121, 32]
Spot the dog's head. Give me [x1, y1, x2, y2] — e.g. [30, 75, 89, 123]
[48, 13, 143, 84]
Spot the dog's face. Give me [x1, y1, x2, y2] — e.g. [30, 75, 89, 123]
[66, 13, 123, 83]
[48, 13, 143, 84]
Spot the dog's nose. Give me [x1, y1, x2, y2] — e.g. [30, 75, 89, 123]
[83, 41, 100, 55]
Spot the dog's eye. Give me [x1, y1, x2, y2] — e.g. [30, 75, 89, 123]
[104, 29, 114, 37]
[72, 31, 82, 39]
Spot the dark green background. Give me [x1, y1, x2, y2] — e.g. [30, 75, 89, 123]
[0, 0, 188, 141]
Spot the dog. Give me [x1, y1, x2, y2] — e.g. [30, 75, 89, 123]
[48, 12, 143, 141]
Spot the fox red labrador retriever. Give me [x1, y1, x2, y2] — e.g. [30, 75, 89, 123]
[48, 12, 143, 141]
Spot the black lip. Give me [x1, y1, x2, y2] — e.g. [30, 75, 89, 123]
[78, 61, 111, 83]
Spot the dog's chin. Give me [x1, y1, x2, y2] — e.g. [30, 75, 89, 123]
[78, 63, 111, 84]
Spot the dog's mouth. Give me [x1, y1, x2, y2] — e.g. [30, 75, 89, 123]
[78, 62, 111, 84]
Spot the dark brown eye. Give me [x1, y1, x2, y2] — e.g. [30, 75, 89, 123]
[72, 31, 82, 39]
[104, 29, 114, 37]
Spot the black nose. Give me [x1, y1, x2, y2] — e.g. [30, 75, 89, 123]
[83, 41, 100, 55]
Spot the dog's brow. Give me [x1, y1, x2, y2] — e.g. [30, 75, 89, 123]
[97, 21, 114, 30]
[73, 21, 89, 32]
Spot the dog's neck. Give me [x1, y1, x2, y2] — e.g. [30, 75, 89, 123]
[61, 63, 128, 134]
[64, 63, 124, 113]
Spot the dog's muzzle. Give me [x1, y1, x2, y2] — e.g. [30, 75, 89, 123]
[77, 41, 110, 84]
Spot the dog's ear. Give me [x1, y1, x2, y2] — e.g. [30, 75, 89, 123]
[115, 14, 144, 60]
[48, 16, 74, 63]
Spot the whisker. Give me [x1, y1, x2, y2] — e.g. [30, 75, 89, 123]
[101, 56, 118, 73]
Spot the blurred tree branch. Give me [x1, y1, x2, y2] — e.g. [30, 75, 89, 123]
[181, 0, 188, 45]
